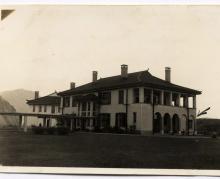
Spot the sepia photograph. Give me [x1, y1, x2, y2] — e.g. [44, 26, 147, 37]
[0, 4, 219, 175]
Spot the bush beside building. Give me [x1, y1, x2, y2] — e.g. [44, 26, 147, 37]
[197, 118, 220, 135]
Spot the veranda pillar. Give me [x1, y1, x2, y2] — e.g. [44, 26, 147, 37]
[23, 116, 28, 133]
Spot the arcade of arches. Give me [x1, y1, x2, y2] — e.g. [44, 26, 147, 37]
[153, 112, 193, 134]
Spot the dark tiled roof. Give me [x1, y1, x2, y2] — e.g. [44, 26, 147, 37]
[59, 71, 202, 96]
[27, 96, 61, 105]
[73, 94, 99, 101]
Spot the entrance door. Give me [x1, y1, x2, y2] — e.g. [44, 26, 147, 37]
[81, 118, 86, 130]
[172, 114, 180, 133]
[153, 113, 162, 133]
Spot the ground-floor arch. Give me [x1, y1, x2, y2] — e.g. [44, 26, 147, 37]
[164, 113, 171, 133]
[172, 114, 180, 134]
[153, 112, 162, 133]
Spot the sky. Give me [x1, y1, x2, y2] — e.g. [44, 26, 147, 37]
[0, 5, 219, 118]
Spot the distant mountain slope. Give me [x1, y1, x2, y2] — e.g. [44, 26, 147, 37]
[0, 89, 34, 113]
[0, 96, 18, 126]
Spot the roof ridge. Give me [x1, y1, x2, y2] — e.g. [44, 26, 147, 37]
[98, 70, 148, 81]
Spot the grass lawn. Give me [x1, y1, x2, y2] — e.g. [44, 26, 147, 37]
[0, 131, 219, 169]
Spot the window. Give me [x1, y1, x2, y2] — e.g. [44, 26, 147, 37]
[118, 90, 124, 104]
[81, 112, 86, 117]
[63, 96, 70, 107]
[133, 112, 137, 124]
[58, 107, 61, 113]
[87, 102, 90, 111]
[77, 118, 80, 126]
[87, 102, 90, 116]
[100, 92, 111, 105]
[144, 89, 152, 103]
[93, 102, 96, 116]
[82, 102, 87, 111]
[99, 113, 110, 128]
[44, 105, 47, 112]
[164, 92, 170, 106]
[72, 97, 77, 107]
[115, 113, 127, 128]
[33, 105, 35, 112]
[39, 105, 42, 112]
[153, 91, 160, 105]
[51, 106, 55, 114]
[86, 119, 90, 126]
[189, 120, 193, 129]
[133, 88, 139, 103]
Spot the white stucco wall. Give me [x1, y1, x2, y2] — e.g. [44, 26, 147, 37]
[60, 87, 198, 134]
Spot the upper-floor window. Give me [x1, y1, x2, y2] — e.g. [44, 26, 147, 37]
[153, 91, 160, 105]
[72, 97, 77, 107]
[100, 92, 111, 105]
[58, 107, 61, 113]
[63, 96, 70, 107]
[133, 88, 139, 103]
[51, 105, 55, 114]
[144, 88, 151, 103]
[44, 105, 47, 112]
[82, 102, 87, 111]
[118, 90, 124, 104]
[39, 105, 42, 112]
[33, 105, 35, 112]
[87, 102, 91, 111]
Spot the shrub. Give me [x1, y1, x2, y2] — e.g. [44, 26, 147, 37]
[57, 127, 70, 135]
[197, 119, 220, 136]
[32, 126, 45, 135]
[212, 132, 217, 139]
[93, 126, 102, 133]
[46, 127, 56, 135]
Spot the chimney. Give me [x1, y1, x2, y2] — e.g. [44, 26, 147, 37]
[35, 91, 39, 99]
[70, 82, 75, 89]
[92, 71, 98, 82]
[121, 64, 128, 78]
[165, 67, 171, 82]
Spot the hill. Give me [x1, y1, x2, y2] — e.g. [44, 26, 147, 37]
[0, 89, 34, 113]
[0, 96, 18, 126]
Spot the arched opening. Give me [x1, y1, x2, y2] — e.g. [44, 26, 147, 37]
[172, 114, 180, 133]
[164, 113, 171, 133]
[153, 112, 162, 133]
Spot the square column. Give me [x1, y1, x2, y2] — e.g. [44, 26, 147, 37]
[170, 118, 173, 134]
[49, 119, 52, 127]
[161, 117, 164, 134]
[78, 102, 81, 116]
[69, 96, 73, 107]
[169, 92, 173, 106]
[60, 97, 63, 108]
[23, 116, 28, 133]
[139, 87, 144, 103]
[193, 95, 197, 109]
[160, 90, 164, 105]
[184, 95, 189, 108]
[151, 89, 154, 104]
[176, 93, 180, 107]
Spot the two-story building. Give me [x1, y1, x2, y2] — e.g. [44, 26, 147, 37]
[26, 91, 61, 127]
[58, 65, 201, 135]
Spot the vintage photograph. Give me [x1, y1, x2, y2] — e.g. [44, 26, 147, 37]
[0, 5, 219, 174]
